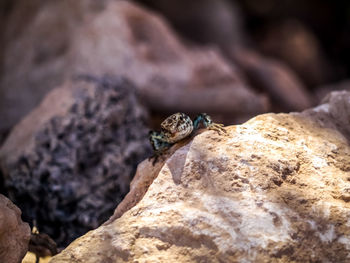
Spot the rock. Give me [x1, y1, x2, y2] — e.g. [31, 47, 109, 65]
[50, 91, 350, 262]
[0, 194, 31, 263]
[237, 0, 350, 83]
[28, 230, 58, 259]
[138, 0, 311, 113]
[258, 20, 331, 87]
[0, 0, 266, 135]
[64, 0, 268, 119]
[229, 46, 313, 111]
[303, 90, 350, 141]
[316, 79, 350, 103]
[138, 0, 243, 46]
[0, 76, 151, 247]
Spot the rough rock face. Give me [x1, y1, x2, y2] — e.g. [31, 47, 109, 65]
[0, 194, 31, 263]
[0, 76, 151, 247]
[51, 91, 350, 262]
[0, 0, 266, 135]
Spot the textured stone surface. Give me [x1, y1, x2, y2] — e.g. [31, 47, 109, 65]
[0, 0, 266, 135]
[0, 194, 31, 263]
[0, 76, 150, 247]
[50, 91, 350, 262]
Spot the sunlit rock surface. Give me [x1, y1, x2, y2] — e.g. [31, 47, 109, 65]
[51, 91, 350, 262]
[0, 194, 31, 263]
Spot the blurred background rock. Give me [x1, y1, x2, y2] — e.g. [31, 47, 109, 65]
[0, 0, 350, 259]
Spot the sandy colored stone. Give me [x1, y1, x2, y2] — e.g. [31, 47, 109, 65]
[0, 194, 31, 263]
[50, 91, 350, 262]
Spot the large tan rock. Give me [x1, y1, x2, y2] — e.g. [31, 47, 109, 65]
[0, 194, 31, 263]
[50, 91, 350, 262]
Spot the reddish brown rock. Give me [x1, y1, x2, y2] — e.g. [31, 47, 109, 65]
[137, 0, 313, 112]
[0, 194, 31, 263]
[138, 0, 243, 46]
[229, 46, 313, 111]
[259, 20, 331, 87]
[0, 0, 266, 135]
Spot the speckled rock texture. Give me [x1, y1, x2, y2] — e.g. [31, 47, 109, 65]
[50, 90, 350, 262]
[0, 194, 31, 263]
[0, 76, 150, 247]
[0, 0, 267, 135]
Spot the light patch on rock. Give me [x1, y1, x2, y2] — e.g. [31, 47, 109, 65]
[312, 103, 330, 113]
[338, 236, 350, 252]
[194, 192, 293, 251]
[311, 155, 328, 169]
[313, 201, 332, 218]
[318, 224, 336, 243]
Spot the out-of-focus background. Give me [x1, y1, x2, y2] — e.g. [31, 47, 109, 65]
[0, 0, 349, 261]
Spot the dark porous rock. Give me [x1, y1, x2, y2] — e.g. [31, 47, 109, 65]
[0, 194, 31, 263]
[0, 76, 151, 247]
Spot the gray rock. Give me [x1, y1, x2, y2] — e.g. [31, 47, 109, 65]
[0, 76, 151, 247]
